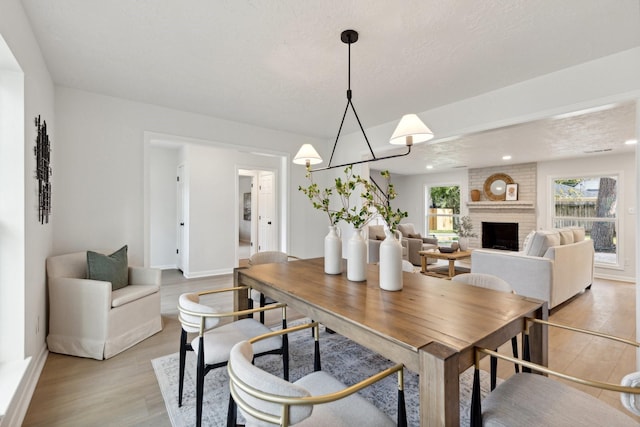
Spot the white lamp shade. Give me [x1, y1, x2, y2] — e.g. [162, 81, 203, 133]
[389, 114, 434, 145]
[293, 144, 323, 165]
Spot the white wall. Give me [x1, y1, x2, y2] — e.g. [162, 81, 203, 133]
[0, 0, 55, 424]
[54, 87, 330, 269]
[538, 153, 636, 281]
[149, 146, 179, 268]
[182, 144, 281, 276]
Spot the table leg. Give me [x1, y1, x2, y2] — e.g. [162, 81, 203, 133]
[233, 267, 250, 321]
[448, 260, 455, 278]
[528, 303, 549, 367]
[421, 255, 427, 273]
[419, 342, 459, 426]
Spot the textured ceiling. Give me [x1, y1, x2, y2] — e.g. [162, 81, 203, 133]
[19, 0, 640, 173]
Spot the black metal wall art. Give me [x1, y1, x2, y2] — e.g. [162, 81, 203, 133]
[34, 115, 52, 224]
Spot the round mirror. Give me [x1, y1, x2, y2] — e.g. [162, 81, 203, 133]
[484, 173, 514, 201]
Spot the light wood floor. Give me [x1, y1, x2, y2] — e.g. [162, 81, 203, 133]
[22, 269, 639, 426]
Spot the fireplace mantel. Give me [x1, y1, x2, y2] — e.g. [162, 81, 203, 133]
[467, 201, 534, 210]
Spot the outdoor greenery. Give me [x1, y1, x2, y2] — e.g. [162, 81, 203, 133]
[429, 186, 460, 214]
[553, 176, 617, 253]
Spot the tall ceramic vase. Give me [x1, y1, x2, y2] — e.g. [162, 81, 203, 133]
[347, 228, 367, 282]
[379, 229, 403, 291]
[324, 225, 342, 275]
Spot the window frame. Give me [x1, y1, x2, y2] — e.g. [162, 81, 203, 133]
[424, 183, 461, 244]
[549, 173, 623, 270]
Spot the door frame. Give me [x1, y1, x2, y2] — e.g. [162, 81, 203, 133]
[236, 165, 281, 266]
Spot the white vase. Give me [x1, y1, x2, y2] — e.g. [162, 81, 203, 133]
[458, 237, 469, 251]
[379, 229, 403, 291]
[347, 228, 367, 282]
[324, 225, 342, 275]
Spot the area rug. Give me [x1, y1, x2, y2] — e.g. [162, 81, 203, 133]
[152, 322, 498, 427]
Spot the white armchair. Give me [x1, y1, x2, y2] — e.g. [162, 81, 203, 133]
[46, 249, 163, 360]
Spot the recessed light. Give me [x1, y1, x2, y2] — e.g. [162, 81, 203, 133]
[502, 155, 512, 160]
[625, 139, 637, 145]
[426, 165, 433, 169]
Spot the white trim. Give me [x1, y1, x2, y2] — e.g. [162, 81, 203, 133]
[0, 345, 47, 427]
[152, 264, 178, 270]
[182, 268, 234, 279]
[594, 272, 635, 283]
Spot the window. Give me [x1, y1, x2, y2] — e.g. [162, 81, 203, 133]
[552, 175, 619, 267]
[425, 185, 460, 244]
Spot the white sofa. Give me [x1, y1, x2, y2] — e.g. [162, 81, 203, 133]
[46, 250, 163, 360]
[471, 228, 594, 309]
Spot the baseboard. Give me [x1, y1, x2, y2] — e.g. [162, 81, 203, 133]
[183, 268, 234, 279]
[0, 345, 48, 427]
[152, 264, 178, 270]
[594, 272, 635, 283]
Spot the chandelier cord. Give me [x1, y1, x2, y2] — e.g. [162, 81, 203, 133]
[328, 32, 377, 168]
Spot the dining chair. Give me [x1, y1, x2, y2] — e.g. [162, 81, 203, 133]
[452, 273, 519, 389]
[248, 251, 298, 323]
[178, 288, 289, 427]
[470, 318, 640, 426]
[228, 321, 407, 427]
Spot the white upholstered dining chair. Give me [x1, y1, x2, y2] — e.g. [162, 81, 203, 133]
[228, 322, 407, 427]
[452, 273, 519, 389]
[470, 318, 640, 426]
[178, 288, 289, 427]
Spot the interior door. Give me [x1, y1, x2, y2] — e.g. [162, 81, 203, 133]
[176, 164, 185, 272]
[258, 172, 276, 252]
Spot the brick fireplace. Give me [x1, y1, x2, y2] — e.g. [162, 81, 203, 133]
[467, 163, 536, 250]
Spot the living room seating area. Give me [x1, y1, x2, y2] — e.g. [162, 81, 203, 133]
[471, 227, 595, 309]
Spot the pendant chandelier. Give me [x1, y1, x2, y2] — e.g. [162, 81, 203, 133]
[293, 29, 434, 171]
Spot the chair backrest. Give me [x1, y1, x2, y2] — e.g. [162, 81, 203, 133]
[621, 371, 640, 416]
[178, 293, 220, 333]
[249, 251, 289, 266]
[229, 341, 312, 425]
[47, 249, 119, 280]
[397, 223, 417, 238]
[368, 224, 385, 240]
[452, 273, 513, 293]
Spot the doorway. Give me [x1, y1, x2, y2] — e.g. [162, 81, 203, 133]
[237, 168, 278, 264]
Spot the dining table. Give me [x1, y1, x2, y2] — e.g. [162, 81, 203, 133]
[234, 257, 548, 427]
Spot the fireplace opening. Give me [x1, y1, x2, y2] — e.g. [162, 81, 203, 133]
[482, 222, 519, 251]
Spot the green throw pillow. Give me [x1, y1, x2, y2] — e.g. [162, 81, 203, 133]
[87, 245, 129, 291]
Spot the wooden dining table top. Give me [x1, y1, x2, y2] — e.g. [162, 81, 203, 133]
[238, 257, 544, 362]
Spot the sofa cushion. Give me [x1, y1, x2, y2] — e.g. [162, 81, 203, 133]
[87, 245, 129, 290]
[397, 223, 416, 238]
[557, 228, 575, 245]
[368, 225, 384, 238]
[522, 230, 536, 254]
[569, 226, 586, 242]
[525, 231, 560, 257]
[112, 284, 159, 308]
[407, 233, 422, 239]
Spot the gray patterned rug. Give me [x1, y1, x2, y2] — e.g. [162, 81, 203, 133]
[152, 322, 498, 426]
